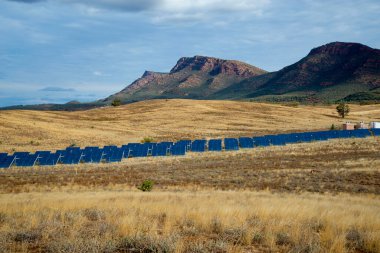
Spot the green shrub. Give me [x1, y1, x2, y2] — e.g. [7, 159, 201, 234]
[111, 99, 121, 107]
[330, 124, 336, 130]
[137, 180, 154, 192]
[141, 137, 154, 143]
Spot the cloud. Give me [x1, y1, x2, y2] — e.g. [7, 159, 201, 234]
[8, 0, 44, 3]
[6, 0, 270, 15]
[39, 87, 76, 92]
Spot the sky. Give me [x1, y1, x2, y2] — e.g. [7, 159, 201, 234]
[0, 0, 379, 106]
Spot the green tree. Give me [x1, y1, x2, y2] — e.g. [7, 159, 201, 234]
[111, 99, 121, 107]
[336, 103, 350, 118]
[137, 180, 154, 192]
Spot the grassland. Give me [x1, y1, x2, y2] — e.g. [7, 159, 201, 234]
[0, 99, 379, 153]
[0, 190, 379, 253]
[0, 99, 379, 252]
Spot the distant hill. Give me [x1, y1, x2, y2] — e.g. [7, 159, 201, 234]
[106, 42, 380, 104]
[103, 55, 267, 103]
[2, 42, 380, 111]
[233, 42, 380, 103]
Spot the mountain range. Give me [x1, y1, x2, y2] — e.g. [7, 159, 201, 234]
[3, 42, 380, 110]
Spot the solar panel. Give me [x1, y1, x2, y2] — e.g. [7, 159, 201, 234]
[238, 137, 254, 148]
[224, 138, 239, 151]
[176, 140, 192, 151]
[104, 147, 124, 163]
[0, 153, 7, 163]
[81, 147, 103, 163]
[170, 143, 186, 156]
[15, 154, 38, 167]
[37, 152, 61, 166]
[13, 152, 30, 158]
[267, 135, 286, 146]
[60, 148, 83, 165]
[208, 139, 222, 151]
[253, 136, 270, 147]
[152, 143, 170, 156]
[191, 140, 206, 152]
[128, 143, 149, 157]
[0, 155, 15, 169]
[372, 129, 380, 136]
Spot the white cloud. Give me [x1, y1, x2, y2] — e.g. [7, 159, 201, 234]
[7, 0, 271, 21]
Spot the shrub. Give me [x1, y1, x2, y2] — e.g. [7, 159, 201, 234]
[282, 101, 299, 107]
[330, 124, 336, 130]
[141, 137, 154, 143]
[111, 99, 121, 107]
[137, 180, 154, 192]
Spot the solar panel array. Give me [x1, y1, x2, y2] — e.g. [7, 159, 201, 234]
[0, 129, 379, 169]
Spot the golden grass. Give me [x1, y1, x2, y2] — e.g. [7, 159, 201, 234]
[0, 99, 379, 153]
[0, 190, 379, 253]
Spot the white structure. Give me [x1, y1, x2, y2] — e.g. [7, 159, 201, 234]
[356, 122, 368, 129]
[370, 122, 380, 129]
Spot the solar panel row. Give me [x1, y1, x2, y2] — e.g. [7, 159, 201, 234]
[1, 129, 378, 168]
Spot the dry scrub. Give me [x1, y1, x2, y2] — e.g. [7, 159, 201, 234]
[0, 191, 379, 253]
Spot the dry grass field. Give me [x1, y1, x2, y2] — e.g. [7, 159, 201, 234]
[0, 191, 379, 253]
[0, 99, 380, 253]
[0, 99, 379, 153]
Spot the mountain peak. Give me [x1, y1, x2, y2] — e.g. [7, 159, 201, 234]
[308, 42, 375, 57]
[170, 55, 266, 77]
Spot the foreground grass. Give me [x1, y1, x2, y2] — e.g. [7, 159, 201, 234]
[0, 190, 379, 253]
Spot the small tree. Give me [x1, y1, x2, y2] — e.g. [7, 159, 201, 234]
[336, 103, 350, 118]
[330, 124, 336, 130]
[137, 180, 154, 192]
[111, 99, 121, 107]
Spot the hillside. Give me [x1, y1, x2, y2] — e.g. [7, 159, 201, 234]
[0, 99, 379, 153]
[238, 42, 380, 103]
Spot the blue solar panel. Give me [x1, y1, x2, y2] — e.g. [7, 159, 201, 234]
[170, 143, 186, 156]
[13, 152, 30, 158]
[60, 148, 83, 165]
[268, 135, 286, 146]
[104, 147, 124, 163]
[208, 139, 222, 151]
[176, 140, 192, 151]
[152, 143, 170, 156]
[372, 129, 380, 136]
[224, 138, 239, 151]
[37, 152, 61, 166]
[0, 153, 7, 162]
[191, 140, 206, 152]
[239, 137, 254, 148]
[253, 136, 270, 147]
[15, 154, 38, 167]
[128, 143, 150, 157]
[81, 147, 103, 163]
[0, 155, 15, 168]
